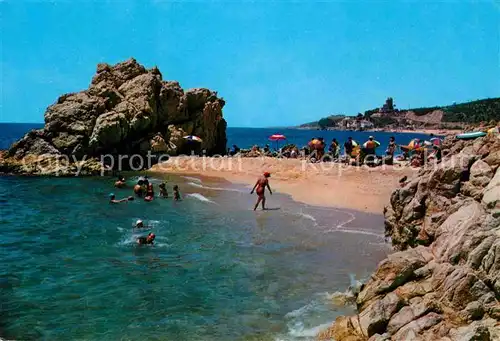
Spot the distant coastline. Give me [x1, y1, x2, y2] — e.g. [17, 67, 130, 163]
[298, 97, 499, 133]
[294, 125, 461, 136]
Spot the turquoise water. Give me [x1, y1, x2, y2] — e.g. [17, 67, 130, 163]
[0, 174, 389, 340]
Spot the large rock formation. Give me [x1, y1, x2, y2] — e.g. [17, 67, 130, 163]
[0, 58, 227, 175]
[319, 134, 500, 340]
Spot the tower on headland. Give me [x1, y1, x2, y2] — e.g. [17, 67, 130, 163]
[379, 97, 395, 113]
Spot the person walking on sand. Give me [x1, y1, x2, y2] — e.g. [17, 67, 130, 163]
[250, 172, 272, 210]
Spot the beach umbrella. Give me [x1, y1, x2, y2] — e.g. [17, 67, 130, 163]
[269, 134, 286, 150]
[183, 135, 203, 142]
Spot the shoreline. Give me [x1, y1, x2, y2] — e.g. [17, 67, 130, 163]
[294, 127, 460, 135]
[387, 128, 460, 135]
[150, 157, 416, 214]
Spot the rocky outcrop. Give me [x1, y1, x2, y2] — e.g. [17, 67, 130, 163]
[0, 58, 227, 175]
[319, 134, 500, 340]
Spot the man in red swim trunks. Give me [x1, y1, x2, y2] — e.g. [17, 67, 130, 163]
[250, 172, 272, 210]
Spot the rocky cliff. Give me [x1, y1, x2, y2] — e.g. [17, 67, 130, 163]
[319, 135, 500, 340]
[0, 58, 227, 175]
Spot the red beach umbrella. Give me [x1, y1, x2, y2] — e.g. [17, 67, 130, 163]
[268, 134, 287, 150]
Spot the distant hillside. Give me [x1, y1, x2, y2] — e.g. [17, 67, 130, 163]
[300, 97, 500, 129]
[299, 114, 346, 129]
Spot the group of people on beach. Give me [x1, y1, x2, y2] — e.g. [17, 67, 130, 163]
[305, 134, 441, 166]
[235, 134, 442, 168]
[109, 175, 182, 245]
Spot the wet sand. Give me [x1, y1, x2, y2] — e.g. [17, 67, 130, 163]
[150, 157, 416, 214]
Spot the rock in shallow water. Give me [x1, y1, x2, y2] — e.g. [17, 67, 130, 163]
[1, 58, 227, 176]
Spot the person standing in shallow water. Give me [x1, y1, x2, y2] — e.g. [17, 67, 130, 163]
[250, 172, 272, 211]
[159, 183, 168, 198]
[173, 185, 181, 201]
[144, 183, 155, 201]
[114, 175, 126, 188]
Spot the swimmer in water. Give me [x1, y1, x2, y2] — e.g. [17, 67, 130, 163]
[137, 232, 155, 245]
[250, 172, 272, 210]
[109, 193, 133, 204]
[134, 177, 147, 197]
[133, 183, 143, 197]
[114, 175, 126, 188]
[173, 185, 181, 201]
[144, 183, 155, 201]
[159, 183, 168, 198]
[135, 219, 148, 228]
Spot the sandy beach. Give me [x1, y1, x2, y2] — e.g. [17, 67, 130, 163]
[390, 128, 460, 135]
[150, 156, 416, 213]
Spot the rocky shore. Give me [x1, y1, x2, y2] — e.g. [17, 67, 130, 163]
[319, 134, 500, 340]
[0, 58, 227, 176]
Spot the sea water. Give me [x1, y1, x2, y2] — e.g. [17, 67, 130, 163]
[0, 174, 390, 341]
[0, 124, 433, 153]
[0, 124, 415, 340]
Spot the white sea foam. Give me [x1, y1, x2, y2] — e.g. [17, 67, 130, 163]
[152, 242, 171, 248]
[286, 322, 333, 338]
[331, 228, 385, 239]
[336, 211, 356, 228]
[147, 220, 162, 227]
[297, 212, 317, 223]
[182, 176, 202, 183]
[186, 182, 244, 193]
[278, 294, 340, 341]
[116, 234, 142, 246]
[186, 193, 217, 204]
[285, 302, 316, 319]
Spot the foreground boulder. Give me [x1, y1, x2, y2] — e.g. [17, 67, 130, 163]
[0, 58, 227, 176]
[319, 134, 500, 340]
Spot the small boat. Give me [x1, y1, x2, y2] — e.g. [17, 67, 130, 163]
[456, 131, 487, 140]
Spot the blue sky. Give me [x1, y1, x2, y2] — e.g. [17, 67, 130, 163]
[1, 1, 499, 127]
